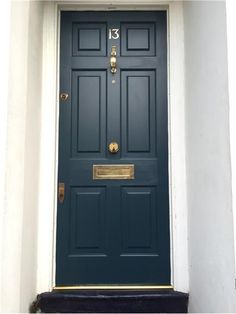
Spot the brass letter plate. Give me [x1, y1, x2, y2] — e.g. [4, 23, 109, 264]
[93, 164, 134, 180]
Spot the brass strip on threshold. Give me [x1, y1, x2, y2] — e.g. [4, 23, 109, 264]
[53, 285, 173, 290]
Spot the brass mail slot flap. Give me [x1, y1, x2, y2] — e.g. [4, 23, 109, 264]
[93, 164, 134, 180]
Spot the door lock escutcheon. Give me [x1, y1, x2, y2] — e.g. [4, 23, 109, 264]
[60, 93, 69, 101]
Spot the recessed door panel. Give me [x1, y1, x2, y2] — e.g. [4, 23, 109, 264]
[121, 187, 158, 255]
[71, 71, 106, 158]
[57, 11, 170, 286]
[121, 23, 156, 56]
[121, 70, 156, 156]
[73, 23, 107, 56]
[69, 187, 107, 255]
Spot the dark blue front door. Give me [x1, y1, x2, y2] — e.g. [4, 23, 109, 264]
[56, 11, 170, 286]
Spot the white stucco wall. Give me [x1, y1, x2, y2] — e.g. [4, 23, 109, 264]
[20, 1, 44, 311]
[0, 1, 44, 312]
[183, 1, 236, 312]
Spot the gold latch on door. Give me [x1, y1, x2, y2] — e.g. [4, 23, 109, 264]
[58, 183, 65, 203]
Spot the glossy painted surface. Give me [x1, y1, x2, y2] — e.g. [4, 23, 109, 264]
[57, 11, 170, 285]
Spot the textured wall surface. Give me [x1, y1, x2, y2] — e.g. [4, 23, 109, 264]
[184, 1, 236, 312]
[0, 1, 44, 312]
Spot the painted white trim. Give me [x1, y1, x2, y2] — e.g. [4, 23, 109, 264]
[37, 0, 188, 293]
[37, 1, 59, 293]
[0, 1, 12, 310]
[168, 2, 188, 292]
[226, 0, 236, 279]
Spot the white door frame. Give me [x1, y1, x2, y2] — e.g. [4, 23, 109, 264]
[36, 0, 188, 293]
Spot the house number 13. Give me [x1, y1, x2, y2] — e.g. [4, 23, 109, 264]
[109, 28, 120, 39]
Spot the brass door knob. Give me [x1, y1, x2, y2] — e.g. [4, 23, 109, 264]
[108, 142, 119, 154]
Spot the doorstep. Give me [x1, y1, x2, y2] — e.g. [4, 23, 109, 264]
[31, 289, 189, 313]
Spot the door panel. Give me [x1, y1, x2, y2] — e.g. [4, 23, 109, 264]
[72, 23, 107, 56]
[57, 11, 170, 286]
[121, 70, 156, 156]
[127, 75, 150, 152]
[121, 186, 157, 254]
[69, 187, 107, 255]
[121, 23, 156, 56]
[71, 70, 107, 157]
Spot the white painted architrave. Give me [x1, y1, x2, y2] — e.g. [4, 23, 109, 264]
[0, 1, 12, 311]
[37, 0, 188, 293]
[226, 0, 236, 279]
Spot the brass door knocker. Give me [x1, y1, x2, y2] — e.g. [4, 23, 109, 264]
[110, 46, 117, 74]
